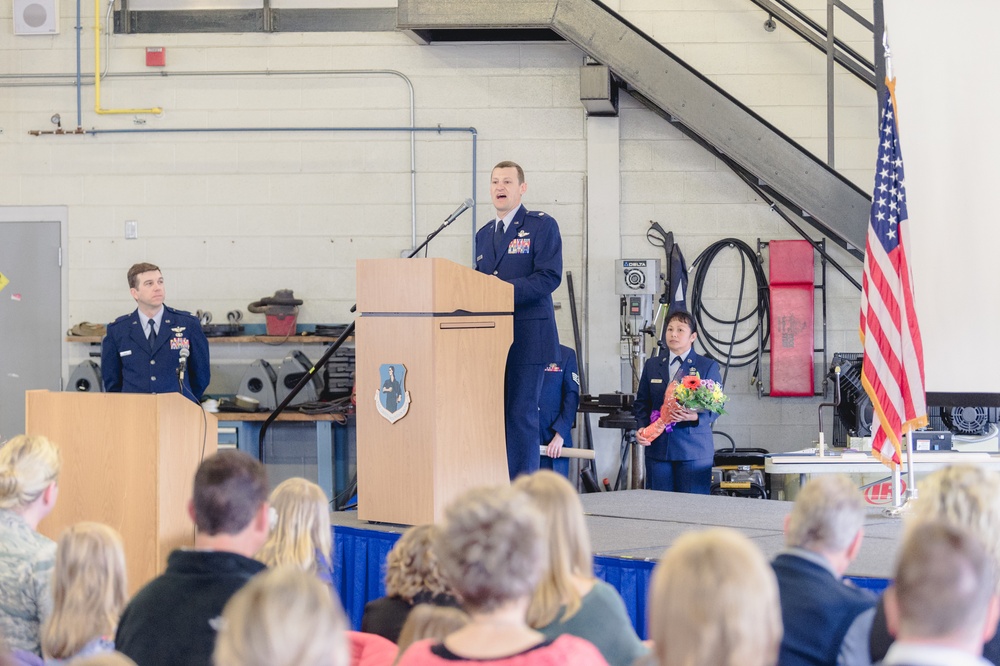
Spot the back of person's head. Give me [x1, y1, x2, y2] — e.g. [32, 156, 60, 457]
[0, 434, 61, 511]
[42, 522, 127, 660]
[213, 567, 349, 666]
[650, 528, 782, 666]
[513, 471, 593, 627]
[256, 478, 331, 573]
[785, 474, 865, 553]
[384, 524, 452, 603]
[906, 465, 1000, 583]
[395, 605, 469, 659]
[435, 485, 545, 613]
[889, 520, 998, 644]
[191, 450, 268, 536]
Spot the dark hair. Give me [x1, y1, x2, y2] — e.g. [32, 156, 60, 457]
[127, 263, 161, 289]
[492, 161, 525, 184]
[192, 451, 268, 536]
[665, 310, 697, 335]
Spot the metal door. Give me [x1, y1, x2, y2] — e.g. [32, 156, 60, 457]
[0, 219, 62, 441]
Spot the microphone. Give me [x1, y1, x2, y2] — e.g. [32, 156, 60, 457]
[443, 198, 475, 225]
[178, 347, 190, 383]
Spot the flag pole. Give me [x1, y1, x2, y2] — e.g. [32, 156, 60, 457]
[905, 427, 918, 502]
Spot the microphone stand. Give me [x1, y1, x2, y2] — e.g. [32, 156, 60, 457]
[258, 203, 474, 476]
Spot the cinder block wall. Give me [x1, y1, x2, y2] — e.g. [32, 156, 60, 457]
[1, 0, 875, 477]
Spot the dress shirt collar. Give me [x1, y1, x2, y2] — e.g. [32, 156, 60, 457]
[138, 307, 164, 335]
[496, 204, 522, 232]
[883, 641, 993, 666]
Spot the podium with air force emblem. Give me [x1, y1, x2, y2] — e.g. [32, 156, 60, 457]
[355, 258, 513, 524]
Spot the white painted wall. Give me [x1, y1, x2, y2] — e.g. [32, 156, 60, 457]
[0, 0, 875, 479]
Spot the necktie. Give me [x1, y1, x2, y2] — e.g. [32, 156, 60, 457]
[148, 319, 157, 350]
[670, 356, 682, 381]
[494, 220, 505, 255]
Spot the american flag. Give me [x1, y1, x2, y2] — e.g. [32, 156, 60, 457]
[860, 80, 928, 467]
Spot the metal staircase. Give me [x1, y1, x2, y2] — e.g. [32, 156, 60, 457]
[398, 0, 871, 258]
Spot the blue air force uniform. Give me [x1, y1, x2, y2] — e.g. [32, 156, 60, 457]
[475, 204, 562, 480]
[633, 350, 722, 494]
[538, 345, 580, 478]
[101, 305, 211, 403]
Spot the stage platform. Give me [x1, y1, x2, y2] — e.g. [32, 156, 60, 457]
[329, 489, 901, 639]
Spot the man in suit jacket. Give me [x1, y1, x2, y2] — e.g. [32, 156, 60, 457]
[879, 521, 999, 666]
[772, 475, 876, 666]
[101, 262, 210, 403]
[633, 310, 720, 493]
[475, 161, 562, 480]
[538, 344, 580, 478]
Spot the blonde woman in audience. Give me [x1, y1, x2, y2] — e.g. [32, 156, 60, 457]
[213, 566, 349, 666]
[869, 464, 1000, 665]
[362, 524, 460, 643]
[394, 606, 470, 664]
[0, 435, 62, 657]
[396, 486, 608, 666]
[256, 478, 333, 585]
[648, 527, 782, 666]
[41, 522, 127, 665]
[513, 471, 647, 666]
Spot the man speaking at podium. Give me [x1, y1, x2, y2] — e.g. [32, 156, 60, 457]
[102, 262, 210, 403]
[475, 161, 562, 479]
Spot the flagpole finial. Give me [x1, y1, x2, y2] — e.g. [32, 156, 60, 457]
[883, 29, 893, 81]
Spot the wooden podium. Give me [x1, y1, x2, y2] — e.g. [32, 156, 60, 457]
[355, 258, 513, 525]
[25, 390, 217, 595]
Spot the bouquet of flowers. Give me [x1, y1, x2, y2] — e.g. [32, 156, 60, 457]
[673, 372, 728, 416]
[637, 371, 728, 443]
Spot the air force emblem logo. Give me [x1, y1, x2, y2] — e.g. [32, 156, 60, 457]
[375, 363, 411, 424]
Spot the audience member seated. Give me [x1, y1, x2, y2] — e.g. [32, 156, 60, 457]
[42, 522, 127, 665]
[772, 474, 876, 666]
[869, 465, 1000, 665]
[115, 451, 270, 666]
[256, 478, 333, 585]
[395, 606, 469, 664]
[347, 632, 398, 666]
[362, 524, 460, 643]
[213, 567, 349, 666]
[0, 435, 62, 657]
[395, 486, 608, 666]
[879, 521, 999, 666]
[648, 527, 782, 666]
[513, 471, 647, 666]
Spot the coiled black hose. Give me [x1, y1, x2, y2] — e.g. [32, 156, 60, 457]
[689, 238, 770, 385]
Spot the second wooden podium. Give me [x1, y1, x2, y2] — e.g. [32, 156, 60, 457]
[355, 258, 513, 525]
[25, 390, 216, 594]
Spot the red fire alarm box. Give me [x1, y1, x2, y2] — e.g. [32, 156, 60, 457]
[146, 47, 165, 67]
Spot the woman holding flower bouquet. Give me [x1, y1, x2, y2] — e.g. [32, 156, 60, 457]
[633, 311, 726, 494]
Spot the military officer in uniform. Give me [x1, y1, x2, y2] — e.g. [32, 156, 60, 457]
[475, 161, 562, 480]
[101, 262, 210, 403]
[633, 310, 722, 494]
[538, 344, 580, 479]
